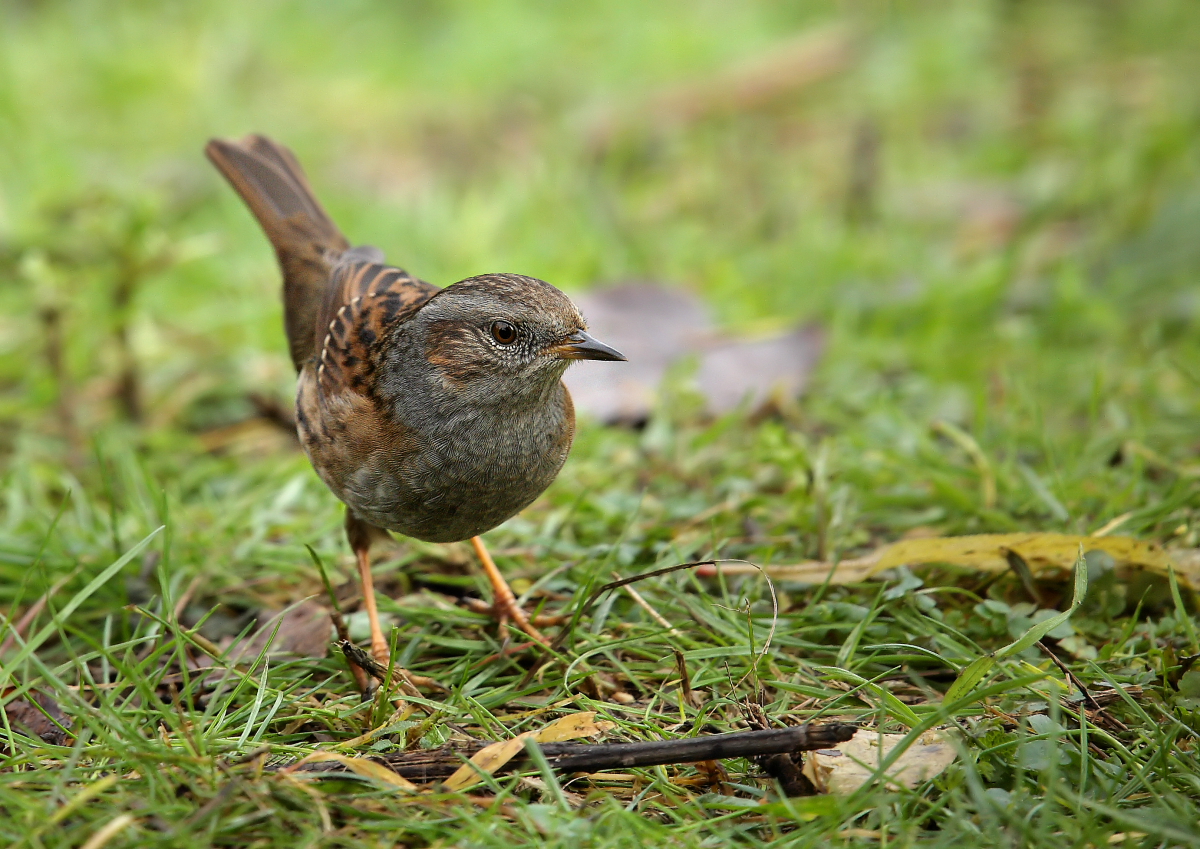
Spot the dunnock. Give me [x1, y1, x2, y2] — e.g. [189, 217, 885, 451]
[205, 135, 624, 679]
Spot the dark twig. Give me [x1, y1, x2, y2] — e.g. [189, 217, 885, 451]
[1036, 640, 1100, 711]
[291, 722, 858, 783]
[337, 641, 444, 695]
[1005, 548, 1046, 607]
[248, 392, 298, 435]
[1038, 640, 1128, 733]
[673, 648, 695, 707]
[551, 560, 717, 654]
[39, 305, 81, 463]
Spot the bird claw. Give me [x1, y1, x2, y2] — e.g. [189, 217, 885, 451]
[462, 596, 554, 645]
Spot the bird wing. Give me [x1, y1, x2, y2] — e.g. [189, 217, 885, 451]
[313, 260, 440, 402]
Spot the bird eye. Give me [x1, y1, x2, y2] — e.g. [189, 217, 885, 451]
[490, 320, 517, 345]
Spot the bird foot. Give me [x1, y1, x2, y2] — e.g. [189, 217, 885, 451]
[468, 536, 559, 646]
[461, 596, 566, 644]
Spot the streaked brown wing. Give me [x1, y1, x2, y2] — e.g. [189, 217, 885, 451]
[314, 261, 439, 400]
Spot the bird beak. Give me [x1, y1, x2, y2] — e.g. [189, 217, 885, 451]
[554, 330, 627, 362]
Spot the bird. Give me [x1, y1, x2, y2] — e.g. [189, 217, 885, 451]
[204, 135, 624, 684]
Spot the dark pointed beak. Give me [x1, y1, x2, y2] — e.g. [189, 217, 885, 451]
[555, 330, 627, 362]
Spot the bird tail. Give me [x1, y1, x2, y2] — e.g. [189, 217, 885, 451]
[205, 135, 351, 371]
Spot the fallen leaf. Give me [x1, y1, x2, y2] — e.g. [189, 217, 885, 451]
[700, 533, 1198, 589]
[443, 712, 613, 792]
[226, 600, 333, 663]
[533, 711, 616, 743]
[566, 283, 824, 424]
[284, 752, 418, 792]
[1, 691, 69, 746]
[803, 729, 957, 794]
[567, 285, 707, 424]
[442, 736, 530, 791]
[696, 326, 826, 416]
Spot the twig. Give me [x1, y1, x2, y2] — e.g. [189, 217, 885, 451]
[291, 722, 858, 783]
[337, 641, 444, 694]
[617, 571, 679, 636]
[1037, 640, 1129, 733]
[552, 560, 717, 654]
[1036, 640, 1100, 711]
[673, 649, 694, 706]
[1004, 548, 1045, 608]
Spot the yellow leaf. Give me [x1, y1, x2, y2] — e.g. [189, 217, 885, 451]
[872, 534, 1171, 574]
[285, 752, 417, 792]
[444, 735, 532, 791]
[705, 533, 1196, 588]
[443, 712, 613, 792]
[534, 711, 614, 743]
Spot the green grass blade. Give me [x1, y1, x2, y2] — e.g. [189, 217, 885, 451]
[0, 526, 163, 689]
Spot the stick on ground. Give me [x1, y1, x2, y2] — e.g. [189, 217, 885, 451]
[291, 722, 858, 783]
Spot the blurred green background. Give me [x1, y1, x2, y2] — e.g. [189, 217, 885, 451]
[9, 0, 1200, 438]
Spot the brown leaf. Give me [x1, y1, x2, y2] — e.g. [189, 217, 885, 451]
[695, 326, 825, 415]
[2, 691, 69, 746]
[566, 283, 824, 423]
[226, 600, 333, 663]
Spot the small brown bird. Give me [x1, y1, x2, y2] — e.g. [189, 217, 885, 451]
[205, 135, 624, 678]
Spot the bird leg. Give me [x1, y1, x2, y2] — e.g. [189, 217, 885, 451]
[344, 512, 397, 692]
[355, 545, 391, 664]
[469, 536, 549, 645]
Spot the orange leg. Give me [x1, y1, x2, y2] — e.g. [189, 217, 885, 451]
[345, 512, 393, 693]
[350, 542, 443, 698]
[355, 544, 391, 664]
[470, 536, 549, 646]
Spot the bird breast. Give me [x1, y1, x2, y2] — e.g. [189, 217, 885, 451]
[297, 367, 576, 543]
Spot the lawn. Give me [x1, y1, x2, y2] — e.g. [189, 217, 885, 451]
[2, 1, 1200, 846]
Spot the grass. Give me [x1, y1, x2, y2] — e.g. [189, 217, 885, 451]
[2, 0, 1200, 846]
